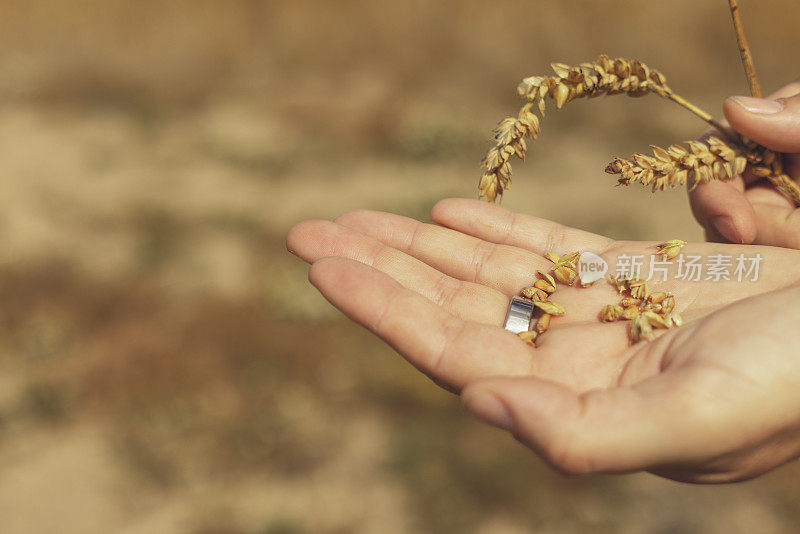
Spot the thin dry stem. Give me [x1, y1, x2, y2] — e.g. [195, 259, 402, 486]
[728, 0, 763, 98]
[750, 153, 800, 205]
[655, 89, 735, 140]
[767, 174, 800, 205]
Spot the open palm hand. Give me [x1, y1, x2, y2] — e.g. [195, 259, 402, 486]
[288, 198, 800, 482]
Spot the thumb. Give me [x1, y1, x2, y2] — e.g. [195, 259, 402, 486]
[723, 80, 800, 153]
[461, 375, 706, 476]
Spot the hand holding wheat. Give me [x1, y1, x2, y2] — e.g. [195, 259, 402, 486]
[479, 1, 800, 222]
[689, 80, 800, 248]
[287, 198, 800, 481]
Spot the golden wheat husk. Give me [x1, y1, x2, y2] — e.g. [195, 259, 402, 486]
[534, 279, 556, 294]
[536, 270, 557, 288]
[600, 304, 623, 322]
[521, 286, 548, 301]
[630, 314, 655, 344]
[533, 300, 565, 316]
[654, 240, 687, 260]
[620, 296, 640, 308]
[518, 330, 538, 346]
[649, 292, 669, 304]
[536, 313, 551, 333]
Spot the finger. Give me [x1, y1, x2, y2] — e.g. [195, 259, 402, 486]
[750, 200, 800, 249]
[687, 177, 757, 244]
[334, 209, 550, 296]
[287, 220, 509, 324]
[461, 370, 710, 475]
[688, 130, 757, 244]
[768, 81, 800, 182]
[687, 79, 800, 243]
[723, 80, 800, 154]
[309, 257, 533, 390]
[765, 79, 800, 101]
[429, 198, 614, 255]
[703, 224, 729, 244]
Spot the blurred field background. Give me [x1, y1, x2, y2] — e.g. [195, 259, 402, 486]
[1, 1, 800, 533]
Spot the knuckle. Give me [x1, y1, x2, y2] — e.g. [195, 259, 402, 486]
[334, 209, 369, 226]
[286, 219, 324, 248]
[430, 275, 460, 309]
[504, 211, 519, 242]
[543, 226, 568, 256]
[471, 240, 497, 282]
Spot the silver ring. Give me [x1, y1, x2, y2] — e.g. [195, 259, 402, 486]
[504, 297, 534, 334]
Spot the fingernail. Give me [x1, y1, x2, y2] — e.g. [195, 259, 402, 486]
[732, 96, 784, 115]
[462, 390, 514, 432]
[711, 215, 741, 244]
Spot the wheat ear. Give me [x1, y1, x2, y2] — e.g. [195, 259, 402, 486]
[606, 137, 748, 192]
[606, 135, 800, 205]
[479, 55, 735, 202]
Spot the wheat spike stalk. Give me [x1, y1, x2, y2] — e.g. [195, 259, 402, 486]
[606, 137, 800, 205]
[479, 55, 736, 202]
[606, 137, 748, 192]
[479, 3, 800, 207]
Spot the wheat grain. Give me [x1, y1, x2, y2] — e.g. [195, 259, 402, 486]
[600, 304, 623, 322]
[533, 300, 565, 316]
[520, 286, 548, 301]
[648, 292, 669, 304]
[642, 310, 672, 330]
[621, 306, 639, 321]
[619, 296, 640, 308]
[518, 331, 538, 346]
[536, 270, 557, 288]
[534, 279, 556, 294]
[630, 314, 655, 344]
[627, 279, 649, 300]
[535, 313, 551, 333]
[653, 240, 687, 260]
